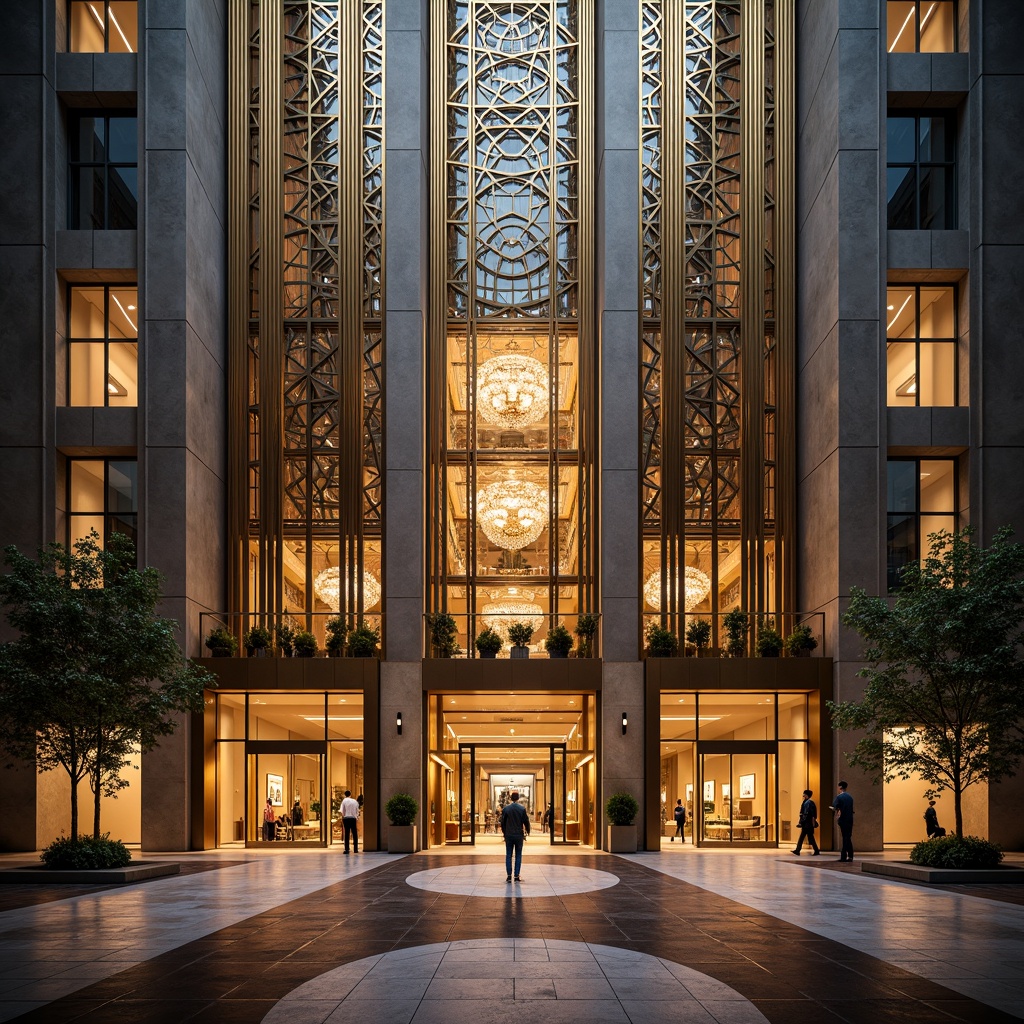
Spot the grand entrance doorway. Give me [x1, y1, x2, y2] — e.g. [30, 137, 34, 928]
[427, 692, 597, 847]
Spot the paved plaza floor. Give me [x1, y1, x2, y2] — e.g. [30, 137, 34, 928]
[0, 844, 1020, 1023]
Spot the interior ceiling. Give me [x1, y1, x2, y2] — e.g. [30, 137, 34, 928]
[659, 692, 806, 746]
[220, 692, 365, 743]
[440, 691, 587, 747]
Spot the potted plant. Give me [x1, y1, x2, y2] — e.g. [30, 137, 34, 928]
[347, 620, 380, 658]
[428, 612, 461, 658]
[574, 613, 598, 658]
[385, 792, 419, 853]
[507, 620, 535, 659]
[309, 799, 321, 820]
[723, 608, 749, 658]
[605, 791, 640, 853]
[294, 630, 318, 658]
[474, 627, 503, 659]
[755, 619, 783, 658]
[645, 622, 679, 658]
[685, 618, 712, 656]
[784, 623, 818, 657]
[205, 626, 238, 658]
[243, 624, 272, 658]
[275, 623, 295, 658]
[325, 616, 347, 657]
[544, 624, 574, 658]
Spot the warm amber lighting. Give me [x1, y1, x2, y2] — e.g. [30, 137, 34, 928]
[313, 566, 381, 610]
[643, 566, 712, 611]
[477, 345, 549, 431]
[476, 477, 548, 550]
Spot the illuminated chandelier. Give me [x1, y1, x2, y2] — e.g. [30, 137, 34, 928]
[313, 566, 381, 610]
[483, 589, 544, 640]
[476, 343, 549, 431]
[476, 477, 548, 550]
[643, 565, 712, 612]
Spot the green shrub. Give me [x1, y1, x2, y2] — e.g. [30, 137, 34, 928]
[243, 625, 272, 652]
[605, 792, 639, 826]
[784, 623, 818, 655]
[910, 834, 1003, 869]
[474, 627, 503, 655]
[507, 621, 535, 647]
[347, 620, 380, 657]
[275, 623, 295, 657]
[325, 616, 347, 655]
[755, 619, 783, 656]
[574, 613, 599, 657]
[544, 624, 574, 655]
[645, 623, 678, 657]
[428, 613, 460, 657]
[41, 834, 132, 870]
[723, 608, 748, 657]
[294, 630, 318, 657]
[385, 793, 418, 826]
[204, 626, 238, 656]
[685, 618, 712, 649]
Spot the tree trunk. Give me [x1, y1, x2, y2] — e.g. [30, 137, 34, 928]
[93, 727, 103, 839]
[69, 736, 78, 842]
[954, 787, 963, 837]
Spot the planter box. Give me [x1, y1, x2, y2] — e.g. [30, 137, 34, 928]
[388, 824, 418, 853]
[607, 824, 637, 853]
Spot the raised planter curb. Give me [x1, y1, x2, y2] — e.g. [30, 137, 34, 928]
[862, 861, 1024, 884]
[0, 862, 181, 885]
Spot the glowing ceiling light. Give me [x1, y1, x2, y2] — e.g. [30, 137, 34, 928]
[312, 566, 381, 610]
[476, 476, 547, 550]
[476, 343, 549, 430]
[643, 565, 712, 612]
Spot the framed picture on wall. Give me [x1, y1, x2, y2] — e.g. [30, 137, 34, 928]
[685, 783, 693, 805]
[267, 773, 284, 807]
[703, 779, 715, 803]
[721, 784, 731, 801]
[739, 774, 756, 799]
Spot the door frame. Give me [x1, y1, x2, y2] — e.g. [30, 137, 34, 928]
[244, 740, 329, 848]
[695, 741, 777, 848]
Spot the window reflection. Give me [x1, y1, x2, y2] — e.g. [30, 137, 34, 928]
[887, 459, 956, 589]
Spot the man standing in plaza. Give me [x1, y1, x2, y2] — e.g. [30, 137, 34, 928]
[830, 781, 854, 862]
[501, 790, 530, 882]
[340, 789, 360, 854]
[672, 798, 686, 842]
[792, 789, 820, 855]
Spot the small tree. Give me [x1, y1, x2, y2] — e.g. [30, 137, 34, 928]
[831, 526, 1024, 837]
[0, 532, 214, 843]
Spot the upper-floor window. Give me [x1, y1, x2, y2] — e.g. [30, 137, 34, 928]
[69, 1, 138, 53]
[887, 1, 957, 53]
[887, 113, 955, 230]
[886, 284, 956, 406]
[887, 458, 956, 590]
[68, 458, 138, 551]
[67, 284, 138, 406]
[69, 113, 138, 230]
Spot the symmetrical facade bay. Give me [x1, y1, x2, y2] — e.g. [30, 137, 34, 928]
[2, 0, 1022, 853]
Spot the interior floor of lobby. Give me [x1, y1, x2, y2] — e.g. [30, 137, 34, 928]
[0, 846, 1020, 1023]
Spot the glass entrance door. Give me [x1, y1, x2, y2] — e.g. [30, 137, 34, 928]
[246, 742, 327, 846]
[697, 745, 776, 846]
[457, 745, 475, 844]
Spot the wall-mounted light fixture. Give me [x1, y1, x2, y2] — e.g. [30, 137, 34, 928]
[621, 711, 628, 735]
[396, 711, 403, 735]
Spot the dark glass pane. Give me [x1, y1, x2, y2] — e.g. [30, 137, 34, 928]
[107, 117, 137, 162]
[886, 167, 916, 228]
[918, 116, 952, 161]
[74, 168, 105, 229]
[107, 461, 137, 513]
[887, 460, 917, 513]
[886, 117, 916, 162]
[107, 168, 138, 228]
[107, 514, 137, 544]
[918, 167, 951, 229]
[887, 514, 917, 591]
[72, 116, 104, 161]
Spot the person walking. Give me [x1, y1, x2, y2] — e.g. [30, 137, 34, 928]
[542, 803, 554, 834]
[340, 789, 360, 854]
[830, 781, 854, 862]
[672, 798, 686, 842]
[262, 798, 276, 842]
[924, 799, 945, 838]
[501, 790, 530, 882]
[792, 789, 820, 855]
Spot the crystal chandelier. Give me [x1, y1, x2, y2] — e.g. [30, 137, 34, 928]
[476, 343, 549, 430]
[483, 589, 543, 641]
[643, 565, 712, 612]
[476, 477, 548, 550]
[313, 566, 381, 610]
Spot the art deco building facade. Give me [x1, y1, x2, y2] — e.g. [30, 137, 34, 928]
[1, 0, 1022, 853]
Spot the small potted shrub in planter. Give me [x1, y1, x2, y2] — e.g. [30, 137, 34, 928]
[507, 621, 535, 659]
[474, 627, 503, 659]
[685, 618, 712, 657]
[325, 616, 347, 657]
[205, 626, 238, 658]
[294, 630, 318, 657]
[428, 612, 461, 658]
[784, 623, 818, 658]
[243, 624, 272, 658]
[275, 623, 295, 657]
[605, 792, 640, 853]
[574, 613, 598, 658]
[645, 622, 679, 658]
[755, 619, 783, 658]
[347, 620, 380, 658]
[385, 792, 419, 853]
[544, 624, 574, 659]
[723, 608, 749, 657]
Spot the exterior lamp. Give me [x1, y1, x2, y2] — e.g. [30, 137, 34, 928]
[621, 712, 628, 735]
[396, 711, 403, 735]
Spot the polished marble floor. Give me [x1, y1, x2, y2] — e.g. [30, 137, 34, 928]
[0, 846, 1020, 1023]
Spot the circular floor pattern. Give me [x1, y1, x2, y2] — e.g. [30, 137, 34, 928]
[404, 862, 619, 898]
[262, 938, 770, 1024]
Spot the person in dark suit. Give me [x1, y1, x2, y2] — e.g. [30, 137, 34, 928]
[924, 799, 945, 838]
[672, 798, 686, 842]
[792, 789, 820, 855]
[830, 781, 854, 862]
[500, 790, 530, 882]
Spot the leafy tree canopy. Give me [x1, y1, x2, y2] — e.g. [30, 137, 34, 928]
[0, 531, 215, 842]
[831, 526, 1024, 836]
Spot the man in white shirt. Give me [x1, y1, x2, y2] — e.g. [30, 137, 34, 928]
[340, 790, 360, 853]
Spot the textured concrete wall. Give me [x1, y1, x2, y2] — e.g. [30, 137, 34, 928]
[139, 0, 228, 851]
